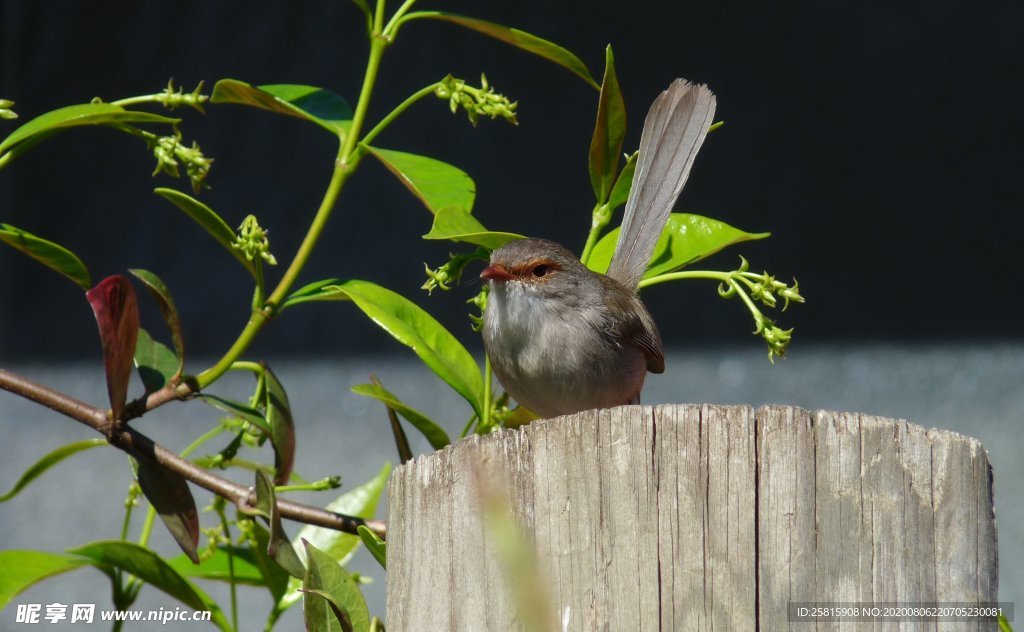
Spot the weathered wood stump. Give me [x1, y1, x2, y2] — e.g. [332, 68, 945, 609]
[386, 404, 998, 630]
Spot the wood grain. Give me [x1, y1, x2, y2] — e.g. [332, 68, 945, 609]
[386, 405, 998, 630]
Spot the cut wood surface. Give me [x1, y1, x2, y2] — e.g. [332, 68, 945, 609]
[386, 404, 998, 631]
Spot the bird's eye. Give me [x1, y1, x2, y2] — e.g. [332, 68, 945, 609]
[532, 264, 549, 277]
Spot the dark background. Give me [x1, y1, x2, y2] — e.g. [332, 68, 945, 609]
[1, 0, 1022, 361]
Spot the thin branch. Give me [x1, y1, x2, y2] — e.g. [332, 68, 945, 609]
[0, 368, 386, 539]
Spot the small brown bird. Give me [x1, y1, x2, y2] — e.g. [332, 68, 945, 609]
[481, 79, 716, 418]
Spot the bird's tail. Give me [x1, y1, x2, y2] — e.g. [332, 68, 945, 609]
[606, 79, 717, 290]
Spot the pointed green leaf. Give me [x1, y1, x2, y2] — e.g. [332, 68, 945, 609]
[413, 12, 598, 88]
[198, 394, 273, 437]
[261, 362, 296, 485]
[68, 541, 230, 631]
[281, 278, 344, 310]
[422, 207, 524, 251]
[644, 214, 770, 278]
[606, 151, 638, 213]
[302, 540, 370, 632]
[587, 213, 770, 277]
[0, 550, 89, 609]
[352, 383, 450, 449]
[210, 80, 352, 138]
[0, 222, 91, 289]
[167, 546, 266, 585]
[153, 188, 256, 277]
[367, 146, 475, 215]
[322, 280, 483, 416]
[279, 463, 391, 612]
[0, 103, 179, 156]
[131, 455, 201, 564]
[589, 45, 627, 203]
[129, 268, 185, 376]
[253, 471, 305, 579]
[134, 327, 179, 393]
[0, 439, 106, 503]
[356, 525, 386, 570]
[86, 275, 140, 420]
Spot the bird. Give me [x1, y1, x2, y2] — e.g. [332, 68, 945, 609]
[480, 79, 716, 419]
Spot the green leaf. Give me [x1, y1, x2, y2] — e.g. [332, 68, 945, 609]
[290, 463, 390, 566]
[322, 280, 484, 416]
[0, 222, 91, 289]
[279, 463, 391, 612]
[587, 213, 770, 277]
[253, 471, 306, 579]
[210, 80, 352, 138]
[422, 207, 524, 251]
[413, 12, 598, 89]
[130, 454, 201, 564]
[0, 439, 106, 502]
[606, 151, 638, 213]
[245, 519, 293, 603]
[356, 525, 386, 570]
[134, 327, 179, 393]
[261, 362, 296, 485]
[86, 275, 140, 420]
[167, 546, 266, 585]
[302, 540, 370, 632]
[68, 541, 230, 631]
[351, 383, 450, 450]
[0, 102, 179, 156]
[199, 394, 273, 437]
[281, 278, 343, 310]
[366, 146, 475, 215]
[129, 268, 185, 377]
[589, 45, 627, 203]
[303, 588, 354, 632]
[0, 550, 89, 610]
[153, 188, 256, 278]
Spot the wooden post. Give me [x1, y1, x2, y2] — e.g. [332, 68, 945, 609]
[386, 405, 998, 630]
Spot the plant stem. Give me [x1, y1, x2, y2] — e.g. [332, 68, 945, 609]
[0, 368, 386, 539]
[217, 507, 239, 631]
[197, 9, 389, 389]
[636, 269, 732, 289]
[639, 269, 766, 329]
[110, 94, 164, 108]
[382, 0, 419, 38]
[580, 201, 611, 265]
[359, 81, 441, 150]
[481, 353, 492, 430]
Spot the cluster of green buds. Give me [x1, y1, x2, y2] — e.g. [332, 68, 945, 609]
[422, 248, 488, 294]
[199, 507, 230, 562]
[154, 79, 208, 113]
[717, 256, 804, 361]
[435, 74, 518, 126]
[467, 287, 488, 332]
[0, 99, 16, 120]
[150, 132, 213, 192]
[233, 215, 278, 266]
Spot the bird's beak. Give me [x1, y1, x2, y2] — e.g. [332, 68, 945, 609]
[480, 264, 514, 281]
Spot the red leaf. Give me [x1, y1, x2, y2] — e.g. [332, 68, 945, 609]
[86, 275, 140, 419]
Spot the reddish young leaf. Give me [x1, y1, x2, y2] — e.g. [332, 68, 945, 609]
[86, 275, 140, 419]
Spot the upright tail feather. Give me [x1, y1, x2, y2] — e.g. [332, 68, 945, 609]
[606, 79, 716, 290]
